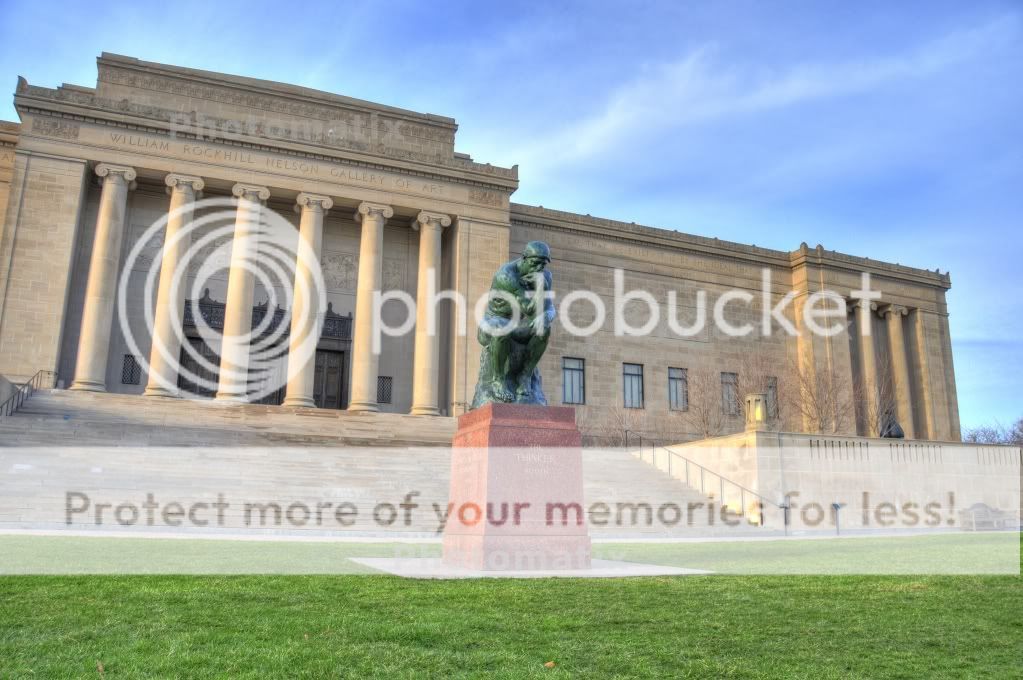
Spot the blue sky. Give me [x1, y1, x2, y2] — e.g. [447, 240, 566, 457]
[1, 1, 1019, 429]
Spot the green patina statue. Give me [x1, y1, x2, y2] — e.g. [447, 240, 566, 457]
[470, 241, 555, 409]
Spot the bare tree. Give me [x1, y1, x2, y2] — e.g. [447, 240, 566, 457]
[737, 352, 791, 429]
[963, 416, 1023, 445]
[783, 353, 856, 435]
[856, 351, 899, 438]
[679, 366, 729, 439]
[581, 402, 644, 447]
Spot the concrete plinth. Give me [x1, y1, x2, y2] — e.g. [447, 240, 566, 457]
[442, 403, 592, 570]
[352, 558, 708, 579]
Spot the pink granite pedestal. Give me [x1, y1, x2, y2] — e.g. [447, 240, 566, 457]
[442, 403, 591, 570]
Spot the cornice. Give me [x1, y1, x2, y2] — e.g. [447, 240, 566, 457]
[97, 53, 457, 130]
[16, 106, 517, 197]
[15, 79, 518, 192]
[789, 242, 951, 289]
[510, 203, 792, 270]
[0, 120, 19, 147]
[511, 203, 952, 290]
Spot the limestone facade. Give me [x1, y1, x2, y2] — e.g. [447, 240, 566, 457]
[0, 54, 961, 441]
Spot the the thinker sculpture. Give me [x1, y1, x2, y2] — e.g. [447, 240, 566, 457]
[470, 241, 555, 409]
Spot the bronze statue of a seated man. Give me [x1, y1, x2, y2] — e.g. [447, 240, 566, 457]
[471, 241, 555, 409]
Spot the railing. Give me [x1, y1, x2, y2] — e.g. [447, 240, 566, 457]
[182, 294, 227, 330]
[0, 370, 57, 419]
[250, 303, 288, 337]
[624, 429, 780, 526]
[183, 291, 353, 341]
[321, 311, 352, 340]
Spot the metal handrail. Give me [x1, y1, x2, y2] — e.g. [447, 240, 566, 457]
[624, 429, 780, 525]
[656, 443, 779, 507]
[0, 369, 57, 419]
[624, 429, 666, 452]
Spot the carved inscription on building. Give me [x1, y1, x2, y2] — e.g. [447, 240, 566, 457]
[469, 187, 506, 208]
[31, 118, 80, 140]
[99, 129, 453, 198]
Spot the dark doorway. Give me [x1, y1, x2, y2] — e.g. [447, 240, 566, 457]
[177, 337, 220, 398]
[313, 349, 345, 409]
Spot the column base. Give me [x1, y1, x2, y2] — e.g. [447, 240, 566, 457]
[143, 386, 181, 398]
[214, 392, 249, 404]
[282, 396, 317, 408]
[69, 380, 106, 393]
[410, 405, 440, 416]
[347, 400, 379, 413]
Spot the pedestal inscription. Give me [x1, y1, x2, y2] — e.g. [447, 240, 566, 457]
[442, 403, 592, 570]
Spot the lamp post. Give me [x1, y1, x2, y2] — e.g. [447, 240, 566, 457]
[745, 393, 768, 432]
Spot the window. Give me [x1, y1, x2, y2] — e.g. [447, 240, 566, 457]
[766, 376, 778, 419]
[623, 363, 644, 409]
[562, 357, 585, 405]
[121, 355, 141, 385]
[668, 367, 688, 411]
[721, 372, 739, 415]
[377, 376, 393, 404]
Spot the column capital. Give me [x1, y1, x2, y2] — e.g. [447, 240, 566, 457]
[411, 210, 452, 231]
[165, 173, 204, 194]
[355, 201, 393, 223]
[95, 163, 136, 184]
[232, 183, 271, 201]
[849, 299, 878, 313]
[295, 192, 333, 213]
[881, 304, 909, 318]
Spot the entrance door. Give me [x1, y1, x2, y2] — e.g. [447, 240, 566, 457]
[313, 350, 344, 409]
[177, 337, 220, 398]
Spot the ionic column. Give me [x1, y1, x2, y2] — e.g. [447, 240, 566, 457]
[410, 211, 451, 415]
[348, 201, 393, 412]
[70, 163, 137, 392]
[883, 304, 915, 439]
[144, 174, 204, 397]
[282, 192, 332, 407]
[853, 299, 878, 416]
[214, 183, 270, 402]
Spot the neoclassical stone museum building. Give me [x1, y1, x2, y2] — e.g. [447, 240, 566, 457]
[0, 54, 961, 442]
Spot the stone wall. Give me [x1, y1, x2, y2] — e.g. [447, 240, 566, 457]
[0, 152, 87, 381]
[666, 430, 1019, 531]
[510, 206, 959, 443]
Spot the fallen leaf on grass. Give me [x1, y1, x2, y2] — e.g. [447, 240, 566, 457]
[544, 661, 556, 668]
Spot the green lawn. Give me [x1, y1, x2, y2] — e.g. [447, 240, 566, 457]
[1, 539, 1020, 678]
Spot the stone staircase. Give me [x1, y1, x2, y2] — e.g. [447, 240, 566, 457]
[0, 389, 457, 447]
[0, 389, 770, 538]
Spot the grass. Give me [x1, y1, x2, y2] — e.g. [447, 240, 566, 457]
[0, 537, 1020, 678]
[0, 532, 1017, 575]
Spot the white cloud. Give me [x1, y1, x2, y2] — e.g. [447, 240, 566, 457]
[518, 14, 1020, 173]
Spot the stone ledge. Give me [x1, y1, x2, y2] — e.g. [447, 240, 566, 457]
[350, 557, 710, 579]
[511, 202, 952, 288]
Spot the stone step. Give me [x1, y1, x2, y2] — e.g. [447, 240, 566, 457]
[1, 389, 456, 447]
[0, 388, 769, 537]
